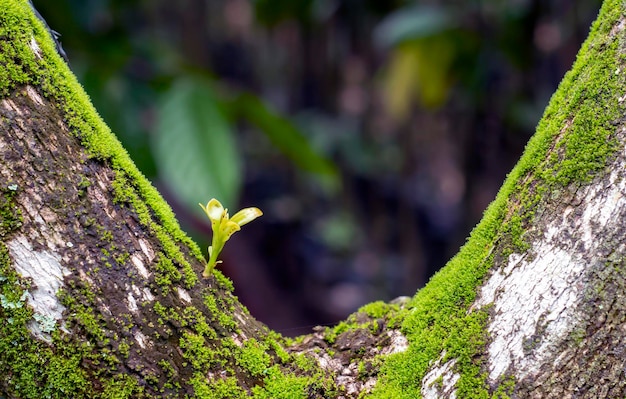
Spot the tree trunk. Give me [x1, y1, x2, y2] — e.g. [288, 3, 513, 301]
[1, 0, 626, 398]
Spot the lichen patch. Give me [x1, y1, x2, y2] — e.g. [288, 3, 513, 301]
[138, 238, 155, 262]
[478, 162, 626, 382]
[130, 253, 149, 279]
[127, 291, 138, 312]
[177, 287, 191, 303]
[421, 353, 459, 399]
[381, 330, 408, 355]
[6, 234, 69, 340]
[143, 287, 155, 301]
[134, 329, 152, 349]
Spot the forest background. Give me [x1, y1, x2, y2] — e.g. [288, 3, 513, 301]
[34, 0, 602, 335]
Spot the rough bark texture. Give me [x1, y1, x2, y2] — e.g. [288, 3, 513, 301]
[0, 83, 267, 397]
[476, 128, 626, 397]
[0, 2, 317, 398]
[2, 0, 626, 398]
[407, 2, 626, 396]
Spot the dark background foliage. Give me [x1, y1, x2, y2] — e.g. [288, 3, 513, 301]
[35, 0, 602, 335]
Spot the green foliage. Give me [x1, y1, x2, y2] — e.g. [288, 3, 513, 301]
[154, 77, 241, 209]
[149, 73, 340, 215]
[375, 5, 461, 113]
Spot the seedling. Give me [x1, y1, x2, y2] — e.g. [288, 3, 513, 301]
[199, 198, 262, 277]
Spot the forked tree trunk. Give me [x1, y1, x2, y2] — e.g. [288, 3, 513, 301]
[1, 0, 626, 398]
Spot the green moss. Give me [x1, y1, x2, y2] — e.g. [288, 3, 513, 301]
[114, 251, 130, 265]
[202, 291, 238, 331]
[189, 374, 247, 399]
[322, 303, 398, 347]
[96, 225, 114, 243]
[99, 374, 145, 399]
[369, 1, 625, 397]
[1, 0, 621, 397]
[251, 366, 309, 399]
[266, 331, 291, 363]
[0, 185, 22, 238]
[217, 312, 237, 331]
[0, 247, 94, 398]
[117, 340, 130, 359]
[0, 1, 301, 397]
[154, 253, 182, 293]
[76, 175, 92, 197]
[44, 355, 91, 395]
[358, 300, 398, 319]
[292, 353, 317, 372]
[59, 288, 107, 343]
[180, 332, 215, 371]
[235, 338, 271, 377]
[158, 359, 177, 380]
[183, 306, 217, 338]
[491, 376, 516, 399]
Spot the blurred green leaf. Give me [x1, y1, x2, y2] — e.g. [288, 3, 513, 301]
[236, 93, 339, 185]
[153, 77, 242, 210]
[383, 37, 455, 117]
[376, 5, 459, 116]
[374, 5, 455, 48]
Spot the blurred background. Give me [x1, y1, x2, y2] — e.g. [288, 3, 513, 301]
[36, 0, 602, 335]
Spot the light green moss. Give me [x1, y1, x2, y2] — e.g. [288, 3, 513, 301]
[266, 331, 291, 363]
[369, 1, 624, 397]
[189, 374, 247, 399]
[235, 338, 271, 377]
[0, 186, 22, 237]
[180, 332, 216, 371]
[0, 250, 95, 398]
[321, 301, 402, 347]
[100, 374, 145, 399]
[251, 366, 309, 399]
[358, 300, 398, 319]
[154, 253, 182, 293]
[202, 290, 238, 331]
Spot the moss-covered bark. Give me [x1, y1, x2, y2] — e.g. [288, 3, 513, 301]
[0, 1, 335, 398]
[2, 0, 626, 398]
[365, 0, 626, 397]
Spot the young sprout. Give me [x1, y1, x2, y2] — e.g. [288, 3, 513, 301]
[199, 198, 263, 277]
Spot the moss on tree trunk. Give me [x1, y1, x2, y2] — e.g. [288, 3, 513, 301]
[2, 0, 626, 398]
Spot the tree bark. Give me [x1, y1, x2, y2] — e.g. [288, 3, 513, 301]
[1, 0, 626, 398]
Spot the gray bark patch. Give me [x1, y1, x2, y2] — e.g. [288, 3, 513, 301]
[7, 234, 69, 341]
